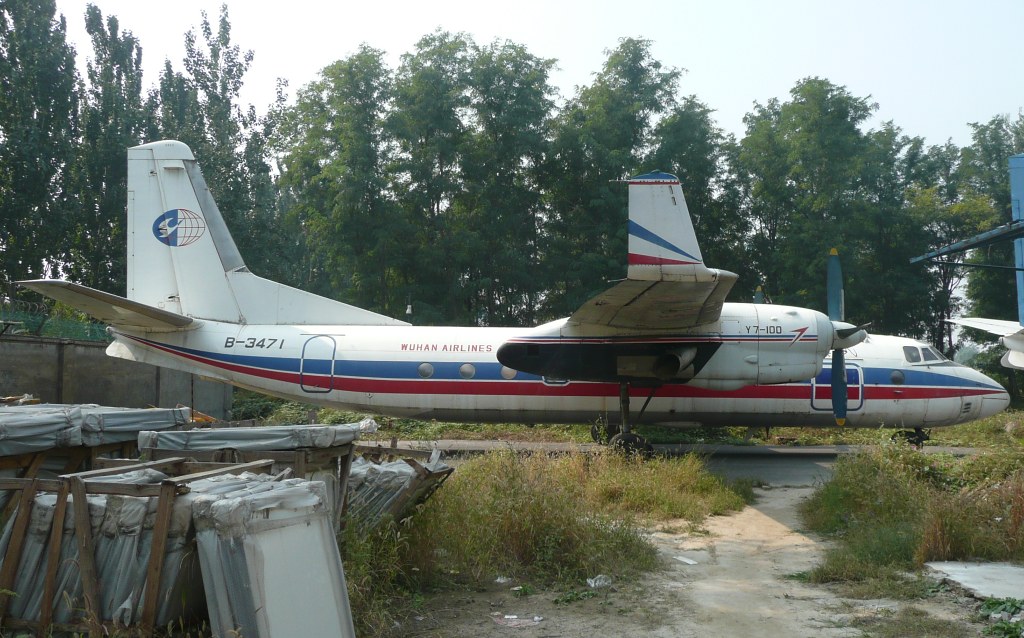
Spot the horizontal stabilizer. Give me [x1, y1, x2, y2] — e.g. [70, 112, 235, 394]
[18, 280, 194, 331]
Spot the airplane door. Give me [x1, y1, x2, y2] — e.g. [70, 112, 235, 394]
[810, 364, 864, 413]
[300, 335, 336, 393]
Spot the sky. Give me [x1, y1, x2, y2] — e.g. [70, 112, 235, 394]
[52, 0, 1024, 148]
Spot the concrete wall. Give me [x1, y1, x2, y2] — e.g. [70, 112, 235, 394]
[0, 335, 232, 418]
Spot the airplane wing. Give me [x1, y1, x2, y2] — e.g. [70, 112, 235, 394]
[18, 280, 194, 330]
[947, 317, 1022, 336]
[569, 272, 738, 330]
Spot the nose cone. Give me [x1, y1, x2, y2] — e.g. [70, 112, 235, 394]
[979, 386, 1011, 419]
[961, 367, 1011, 419]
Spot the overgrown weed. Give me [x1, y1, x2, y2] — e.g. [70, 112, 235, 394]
[803, 443, 1024, 594]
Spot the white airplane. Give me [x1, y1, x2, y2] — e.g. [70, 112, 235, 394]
[19, 141, 1009, 450]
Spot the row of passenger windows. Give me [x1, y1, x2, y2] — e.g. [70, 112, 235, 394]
[903, 345, 947, 363]
[416, 362, 519, 380]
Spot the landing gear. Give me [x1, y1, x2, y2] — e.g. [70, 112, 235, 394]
[601, 382, 655, 455]
[892, 427, 930, 447]
[609, 432, 652, 455]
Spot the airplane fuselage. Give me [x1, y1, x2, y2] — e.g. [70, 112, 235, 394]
[109, 307, 1009, 429]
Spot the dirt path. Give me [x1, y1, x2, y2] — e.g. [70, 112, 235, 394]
[409, 487, 984, 637]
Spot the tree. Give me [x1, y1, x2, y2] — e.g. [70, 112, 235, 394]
[62, 4, 149, 294]
[454, 39, 555, 325]
[278, 45, 407, 312]
[543, 37, 680, 319]
[961, 113, 1024, 320]
[647, 96, 753, 295]
[151, 5, 286, 280]
[387, 30, 474, 324]
[0, 0, 78, 292]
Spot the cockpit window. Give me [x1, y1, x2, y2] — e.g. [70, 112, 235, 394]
[922, 347, 947, 362]
[903, 346, 921, 363]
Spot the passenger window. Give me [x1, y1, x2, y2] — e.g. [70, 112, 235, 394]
[903, 346, 921, 363]
[921, 348, 939, 362]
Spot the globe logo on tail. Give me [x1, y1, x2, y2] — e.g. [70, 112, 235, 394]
[152, 209, 205, 247]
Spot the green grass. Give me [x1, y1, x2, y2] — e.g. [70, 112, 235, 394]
[801, 443, 1024, 596]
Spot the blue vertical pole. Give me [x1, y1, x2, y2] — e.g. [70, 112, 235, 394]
[1010, 155, 1024, 326]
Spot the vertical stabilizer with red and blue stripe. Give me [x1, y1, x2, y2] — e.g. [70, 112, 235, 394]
[627, 171, 704, 279]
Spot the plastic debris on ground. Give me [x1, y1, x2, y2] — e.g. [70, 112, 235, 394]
[587, 574, 613, 588]
[491, 612, 544, 627]
[345, 451, 454, 529]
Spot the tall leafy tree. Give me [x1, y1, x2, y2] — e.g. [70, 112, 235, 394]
[962, 113, 1024, 320]
[455, 39, 555, 326]
[278, 45, 406, 312]
[0, 0, 78, 291]
[543, 37, 679, 319]
[63, 4, 148, 294]
[152, 5, 286, 280]
[738, 78, 874, 320]
[647, 96, 753, 295]
[387, 30, 474, 324]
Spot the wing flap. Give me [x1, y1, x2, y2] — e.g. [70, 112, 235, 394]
[569, 269, 739, 330]
[18, 280, 194, 330]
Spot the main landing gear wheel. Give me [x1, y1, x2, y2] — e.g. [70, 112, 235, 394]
[609, 432, 653, 456]
[891, 427, 930, 447]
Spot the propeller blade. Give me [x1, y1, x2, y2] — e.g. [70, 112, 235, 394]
[836, 322, 871, 341]
[827, 248, 844, 322]
[831, 347, 847, 426]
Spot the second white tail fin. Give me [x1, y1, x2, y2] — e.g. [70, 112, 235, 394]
[127, 140, 407, 326]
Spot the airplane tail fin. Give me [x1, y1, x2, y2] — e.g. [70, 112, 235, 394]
[127, 140, 407, 326]
[626, 171, 706, 278]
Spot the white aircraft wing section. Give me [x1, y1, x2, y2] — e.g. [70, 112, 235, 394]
[18, 280, 194, 330]
[569, 271, 738, 330]
[948, 317, 1023, 336]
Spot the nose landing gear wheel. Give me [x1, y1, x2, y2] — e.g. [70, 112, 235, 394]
[609, 432, 653, 456]
[891, 427, 930, 447]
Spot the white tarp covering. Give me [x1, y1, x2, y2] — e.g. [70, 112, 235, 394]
[0, 404, 189, 455]
[137, 420, 373, 451]
[192, 473, 356, 638]
[138, 421, 373, 531]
